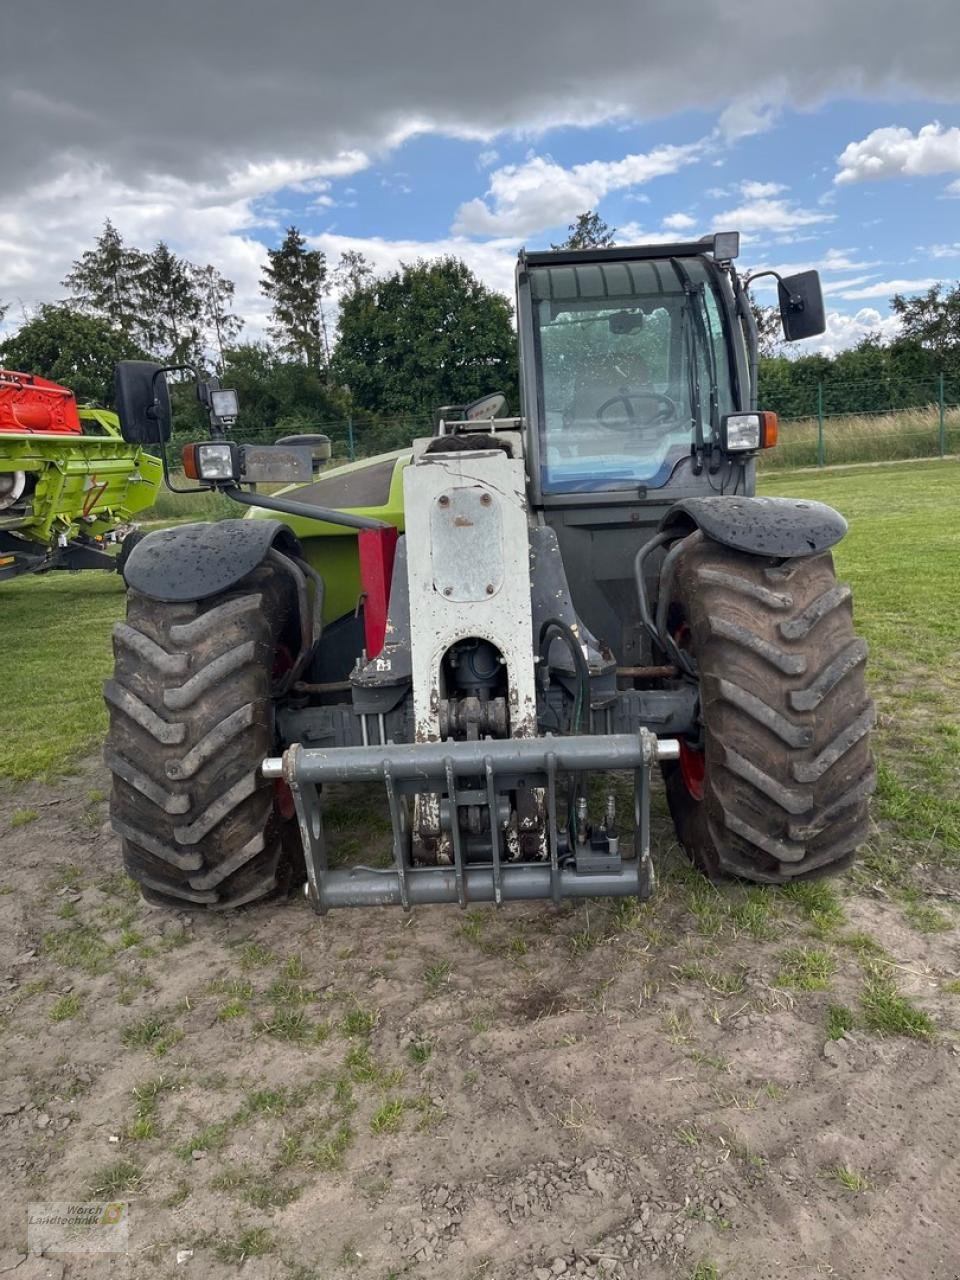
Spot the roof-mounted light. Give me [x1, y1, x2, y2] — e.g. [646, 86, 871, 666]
[711, 231, 740, 262]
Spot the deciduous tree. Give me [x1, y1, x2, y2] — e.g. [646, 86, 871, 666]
[333, 257, 517, 416]
[891, 282, 960, 369]
[0, 305, 148, 405]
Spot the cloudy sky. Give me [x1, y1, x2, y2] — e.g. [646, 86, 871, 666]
[2, 0, 960, 353]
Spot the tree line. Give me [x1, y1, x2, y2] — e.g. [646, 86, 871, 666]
[1, 212, 957, 458]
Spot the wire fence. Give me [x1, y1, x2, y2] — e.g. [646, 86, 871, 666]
[165, 376, 960, 472]
[761, 374, 960, 469]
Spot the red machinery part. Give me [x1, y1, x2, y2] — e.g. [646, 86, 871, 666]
[357, 525, 399, 658]
[0, 369, 82, 434]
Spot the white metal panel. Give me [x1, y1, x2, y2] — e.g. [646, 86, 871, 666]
[403, 449, 537, 746]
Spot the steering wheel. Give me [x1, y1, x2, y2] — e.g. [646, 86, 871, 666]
[596, 391, 678, 431]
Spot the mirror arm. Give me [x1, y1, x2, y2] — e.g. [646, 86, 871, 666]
[742, 269, 804, 311]
[149, 364, 215, 495]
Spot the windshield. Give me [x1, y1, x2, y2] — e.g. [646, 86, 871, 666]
[529, 257, 735, 493]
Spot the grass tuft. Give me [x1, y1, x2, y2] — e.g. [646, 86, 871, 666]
[776, 946, 836, 991]
[674, 961, 745, 996]
[829, 1164, 871, 1193]
[423, 960, 452, 992]
[690, 1262, 721, 1280]
[780, 880, 845, 935]
[213, 1226, 274, 1264]
[87, 1158, 143, 1197]
[43, 924, 116, 975]
[120, 1014, 170, 1049]
[340, 1003, 377, 1037]
[860, 970, 936, 1038]
[407, 1038, 432, 1065]
[370, 1097, 406, 1134]
[50, 993, 82, 1021]
[257, 1008, 316, 1043]
[826, 1003, 857, 1040]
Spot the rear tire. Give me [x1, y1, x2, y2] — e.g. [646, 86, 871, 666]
[104, 563, 303, 910]
[663, 534, 875, 883]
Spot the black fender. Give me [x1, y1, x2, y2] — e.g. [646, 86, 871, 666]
[659, 496, 846, 559]
[122, 519, 302, 602]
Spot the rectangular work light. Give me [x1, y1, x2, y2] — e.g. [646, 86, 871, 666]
[720, 411, 778, 452]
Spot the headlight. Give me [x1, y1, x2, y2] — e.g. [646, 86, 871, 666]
[181, 441, 238, 481]
[720, 411, 778, 452]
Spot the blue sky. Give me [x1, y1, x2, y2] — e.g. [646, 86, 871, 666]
[246, 100, 960, 353]
[3, 0, 959, 355]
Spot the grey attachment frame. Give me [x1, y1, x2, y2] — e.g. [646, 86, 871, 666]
[263, 730, 679, 913]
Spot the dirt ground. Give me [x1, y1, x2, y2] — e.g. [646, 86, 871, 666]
[1, 758, 959, 1280]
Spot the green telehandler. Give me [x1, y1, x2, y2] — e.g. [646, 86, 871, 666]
[102, 231, 875, 913]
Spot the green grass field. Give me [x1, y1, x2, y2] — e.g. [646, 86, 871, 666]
[764, 461, 960, 862]
[3, 459, 959, 869]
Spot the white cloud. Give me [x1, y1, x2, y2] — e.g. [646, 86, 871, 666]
[821, 274, 883, 294]
[614, 223, 691, 246]
[662, 212, 697, 231]
[821, 248, 880, 271]
[0, 160, 289, 340]
[477, 149, 499, 169]
[226, 153, 369, 198]
[711, 197, 834, 234]
[310, 232, 522, 306]
[453, 142, 703, 236]
[749, 248, 882, 279]
[793, 308, 901, 356]
[739, 180, 787, 199]
[928, 242, 960, 257]
[835, 122, 960, 184]
[832, 277, 939, 300]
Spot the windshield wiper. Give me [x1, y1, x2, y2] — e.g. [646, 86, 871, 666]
[671, 260, 704, 475]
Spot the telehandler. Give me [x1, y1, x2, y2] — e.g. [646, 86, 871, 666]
[104, 231, 874, 912]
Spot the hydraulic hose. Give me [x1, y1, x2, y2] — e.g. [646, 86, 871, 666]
[538, 617, 591, 733]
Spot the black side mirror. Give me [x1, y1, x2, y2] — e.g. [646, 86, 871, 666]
[778, 270, 825, 342]
[114, 361, 172, 444]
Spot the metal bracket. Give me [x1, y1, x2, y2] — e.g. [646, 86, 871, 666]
[267, 731, 678, 913]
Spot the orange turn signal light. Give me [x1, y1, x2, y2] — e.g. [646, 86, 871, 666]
[758, 411, 778, 449]
[181, 443, 199, 479]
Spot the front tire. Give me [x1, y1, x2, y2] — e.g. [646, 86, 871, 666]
[663, 534, 875, 883]
[104, 563, 303, 910]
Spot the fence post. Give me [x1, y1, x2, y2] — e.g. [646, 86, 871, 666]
[938, 373, 946, 457]
[816, 381, 825, 467]
[347, 414, 355, 462]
